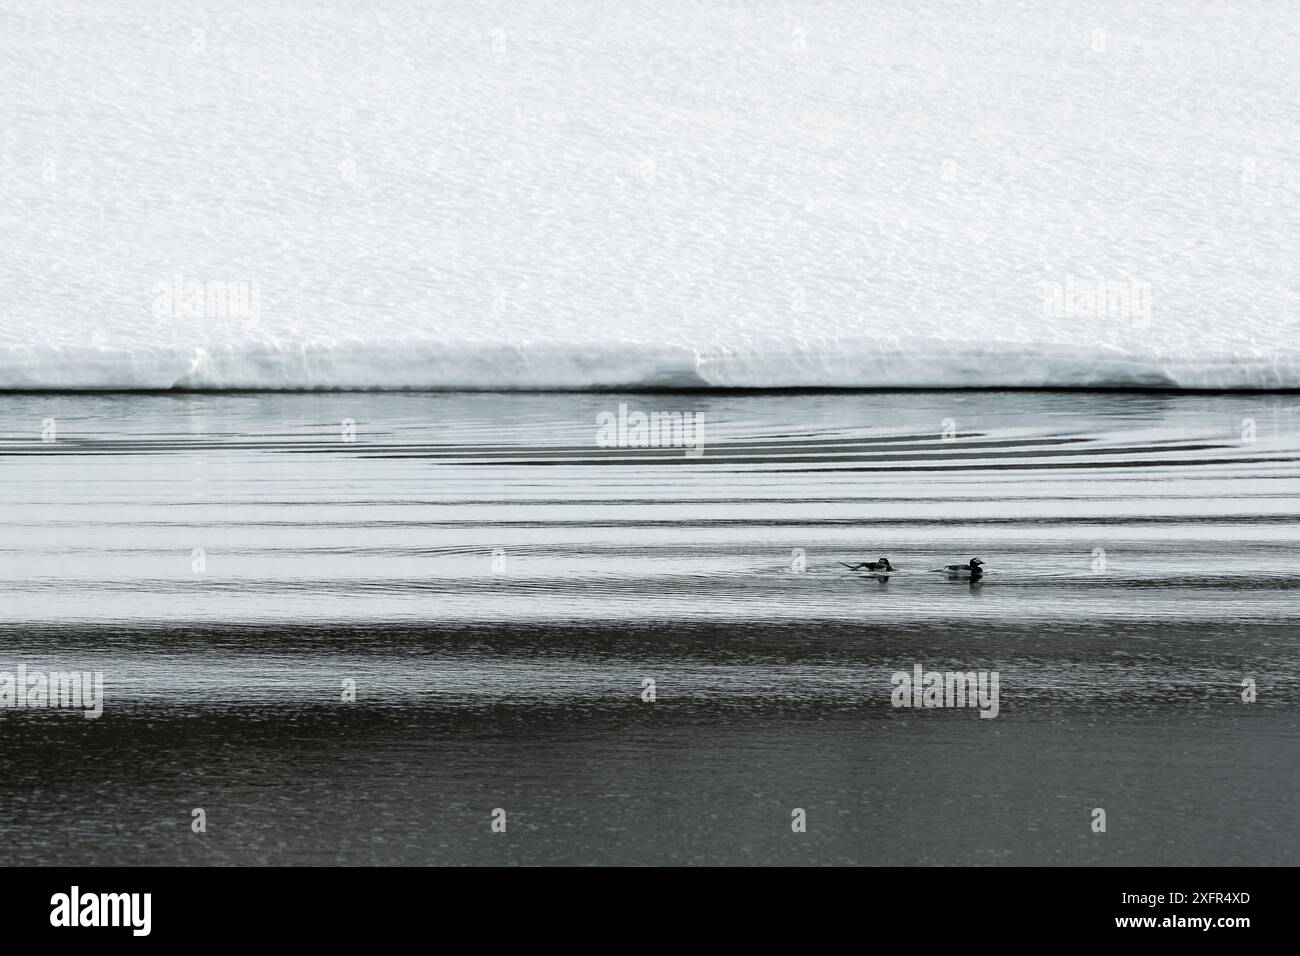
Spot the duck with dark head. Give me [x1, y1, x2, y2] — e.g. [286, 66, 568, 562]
[938, 558, 984, 581]
[840, 556, 895, 572]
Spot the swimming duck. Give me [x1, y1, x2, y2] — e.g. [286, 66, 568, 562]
[937, 558, 984, 580]
[840, 556, 895, 572]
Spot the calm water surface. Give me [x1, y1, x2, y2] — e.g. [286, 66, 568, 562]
[0, 391, 1297, 864]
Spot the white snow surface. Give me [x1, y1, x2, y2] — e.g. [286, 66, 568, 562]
[2, 0, 1298, 389]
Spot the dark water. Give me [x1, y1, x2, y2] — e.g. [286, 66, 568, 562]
[1, 391, 1297, 865]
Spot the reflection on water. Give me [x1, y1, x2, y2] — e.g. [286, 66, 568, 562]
[0, 391, 1297, 865]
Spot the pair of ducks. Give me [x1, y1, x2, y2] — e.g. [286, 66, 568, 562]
[841, 557, 985, 581]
